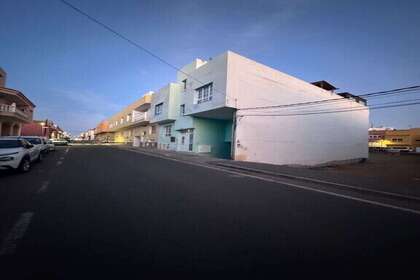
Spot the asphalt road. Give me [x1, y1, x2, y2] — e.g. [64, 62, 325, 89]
[1, 145, 420, 278]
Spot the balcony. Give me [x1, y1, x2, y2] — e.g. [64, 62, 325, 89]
[109, 111, 150, 132]
[132, 111, 148, 124]
[0, 103, 31, 122]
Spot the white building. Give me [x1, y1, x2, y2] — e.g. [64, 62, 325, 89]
[149, 51, 369, 166]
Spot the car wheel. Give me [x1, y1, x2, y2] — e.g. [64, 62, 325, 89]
[19, 158, 31, 173]
[37, 153, 43, 162]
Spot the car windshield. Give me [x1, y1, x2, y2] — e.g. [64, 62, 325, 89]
[0, 139, 23, 148]
[26, 138, 42, 145]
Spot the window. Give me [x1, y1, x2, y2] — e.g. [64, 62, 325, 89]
[196, 83, 213, 104]
[25, 138, 41, 145]
[155, 103, 163, 116]
[165, 125, 172, 136]
[151, 125, 156, 134]
[120, 117, 124, 124]
[182, 79, 187, 90]
[180, 104, 185, 115]
[0, 140, 23, 148]
[170, 137, 176, 143]
[126, 114, 131, 122]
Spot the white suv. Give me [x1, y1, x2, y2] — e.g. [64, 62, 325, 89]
[21, 136, 49, 157]
[0, 137, 41, 172]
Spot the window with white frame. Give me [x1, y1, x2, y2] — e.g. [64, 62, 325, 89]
[155, 103, 163, 116]
[165, 125, 172, 136]
[196, 83, 213, 104]
[180, 104, 185, 115]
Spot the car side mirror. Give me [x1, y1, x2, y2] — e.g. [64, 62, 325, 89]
[26, 143, 34, 149]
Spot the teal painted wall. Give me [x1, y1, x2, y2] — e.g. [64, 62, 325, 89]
[158, 121, 176, 150]
[224, 120, 233, 142]
[193, 118, 231, 158]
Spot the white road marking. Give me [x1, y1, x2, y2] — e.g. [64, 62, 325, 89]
[228, 174, 245, 178]
[56, 161, 62, 166]
[122, 148, 420, 216]
[65, 148, 69, 154]
[37, 181, 50, 194]
[0, 212, 34, 256]
[217, 163, 420, 202]
[59, 157, 65, 160]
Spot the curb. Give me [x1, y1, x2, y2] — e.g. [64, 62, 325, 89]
[119, 146, 420, 203]
[212, 162, 420, 203]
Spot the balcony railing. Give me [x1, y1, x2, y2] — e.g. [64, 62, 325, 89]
[132, 111, 148, 123]
[0, 103, 30, 120]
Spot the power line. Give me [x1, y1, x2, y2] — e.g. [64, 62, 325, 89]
[361, 85, 420, 97]
[262, 97, 420, 115]
[250, 90, 420, 113]
[238, 86, 420, 111]
[58, 0, 420, 118]
[58, 0, 216, 91]
[238, 100, 420, 117]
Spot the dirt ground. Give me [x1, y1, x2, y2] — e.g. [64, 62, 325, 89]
[326, 152, 420, 184]
[227, 151, 420, 196]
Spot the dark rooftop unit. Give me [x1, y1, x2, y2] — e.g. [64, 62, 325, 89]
[337, 92, 367, 106]
[311, 80, 337, 91]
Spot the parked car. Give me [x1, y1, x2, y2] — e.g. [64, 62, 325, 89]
[21, 136, 48, 156]
[46, 139, 55, 151]
[387, 147, 412, 153]
[51, 139, 68, 146]
[0, 137, 42, 172]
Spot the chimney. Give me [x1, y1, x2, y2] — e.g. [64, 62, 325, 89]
[0, 68, 6, 87]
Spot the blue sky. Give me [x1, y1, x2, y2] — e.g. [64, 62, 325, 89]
[1, 0, 420, 135]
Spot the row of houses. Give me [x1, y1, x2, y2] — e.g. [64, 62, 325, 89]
[0, 67, 68, 139]
[369, 127, 420, 151]
[95, 51, 369, 166]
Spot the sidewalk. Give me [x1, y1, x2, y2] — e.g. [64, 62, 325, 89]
[122, 146, 420, 198]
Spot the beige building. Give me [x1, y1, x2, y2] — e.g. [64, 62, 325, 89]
[369, 127, 420, 150]
[384, 128, 420, 150]
[95, 120, 114, 143]
[99, 92, 158, 146]
[0, 68, 35, 136]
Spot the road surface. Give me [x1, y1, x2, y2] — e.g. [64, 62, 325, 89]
[1, 145, 419, 278]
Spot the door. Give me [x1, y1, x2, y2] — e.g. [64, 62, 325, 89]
[177, 131, 188, 152]
[188, 131, 194, 151]
[177, 130, 193, 152]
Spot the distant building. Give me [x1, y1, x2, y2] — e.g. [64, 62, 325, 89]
[104, 93, 157, 146]
[0, 68, 36, 136]
[21, 119, 64, 139]
[369, 127, 420, 150]
[94, 120, 114, 143]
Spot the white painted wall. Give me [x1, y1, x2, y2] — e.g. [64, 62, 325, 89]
[235, 110, 369, 165]
[179, 53, 229, 116]
[225, 51, 369, 165]
[150, 83, 182, 124]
